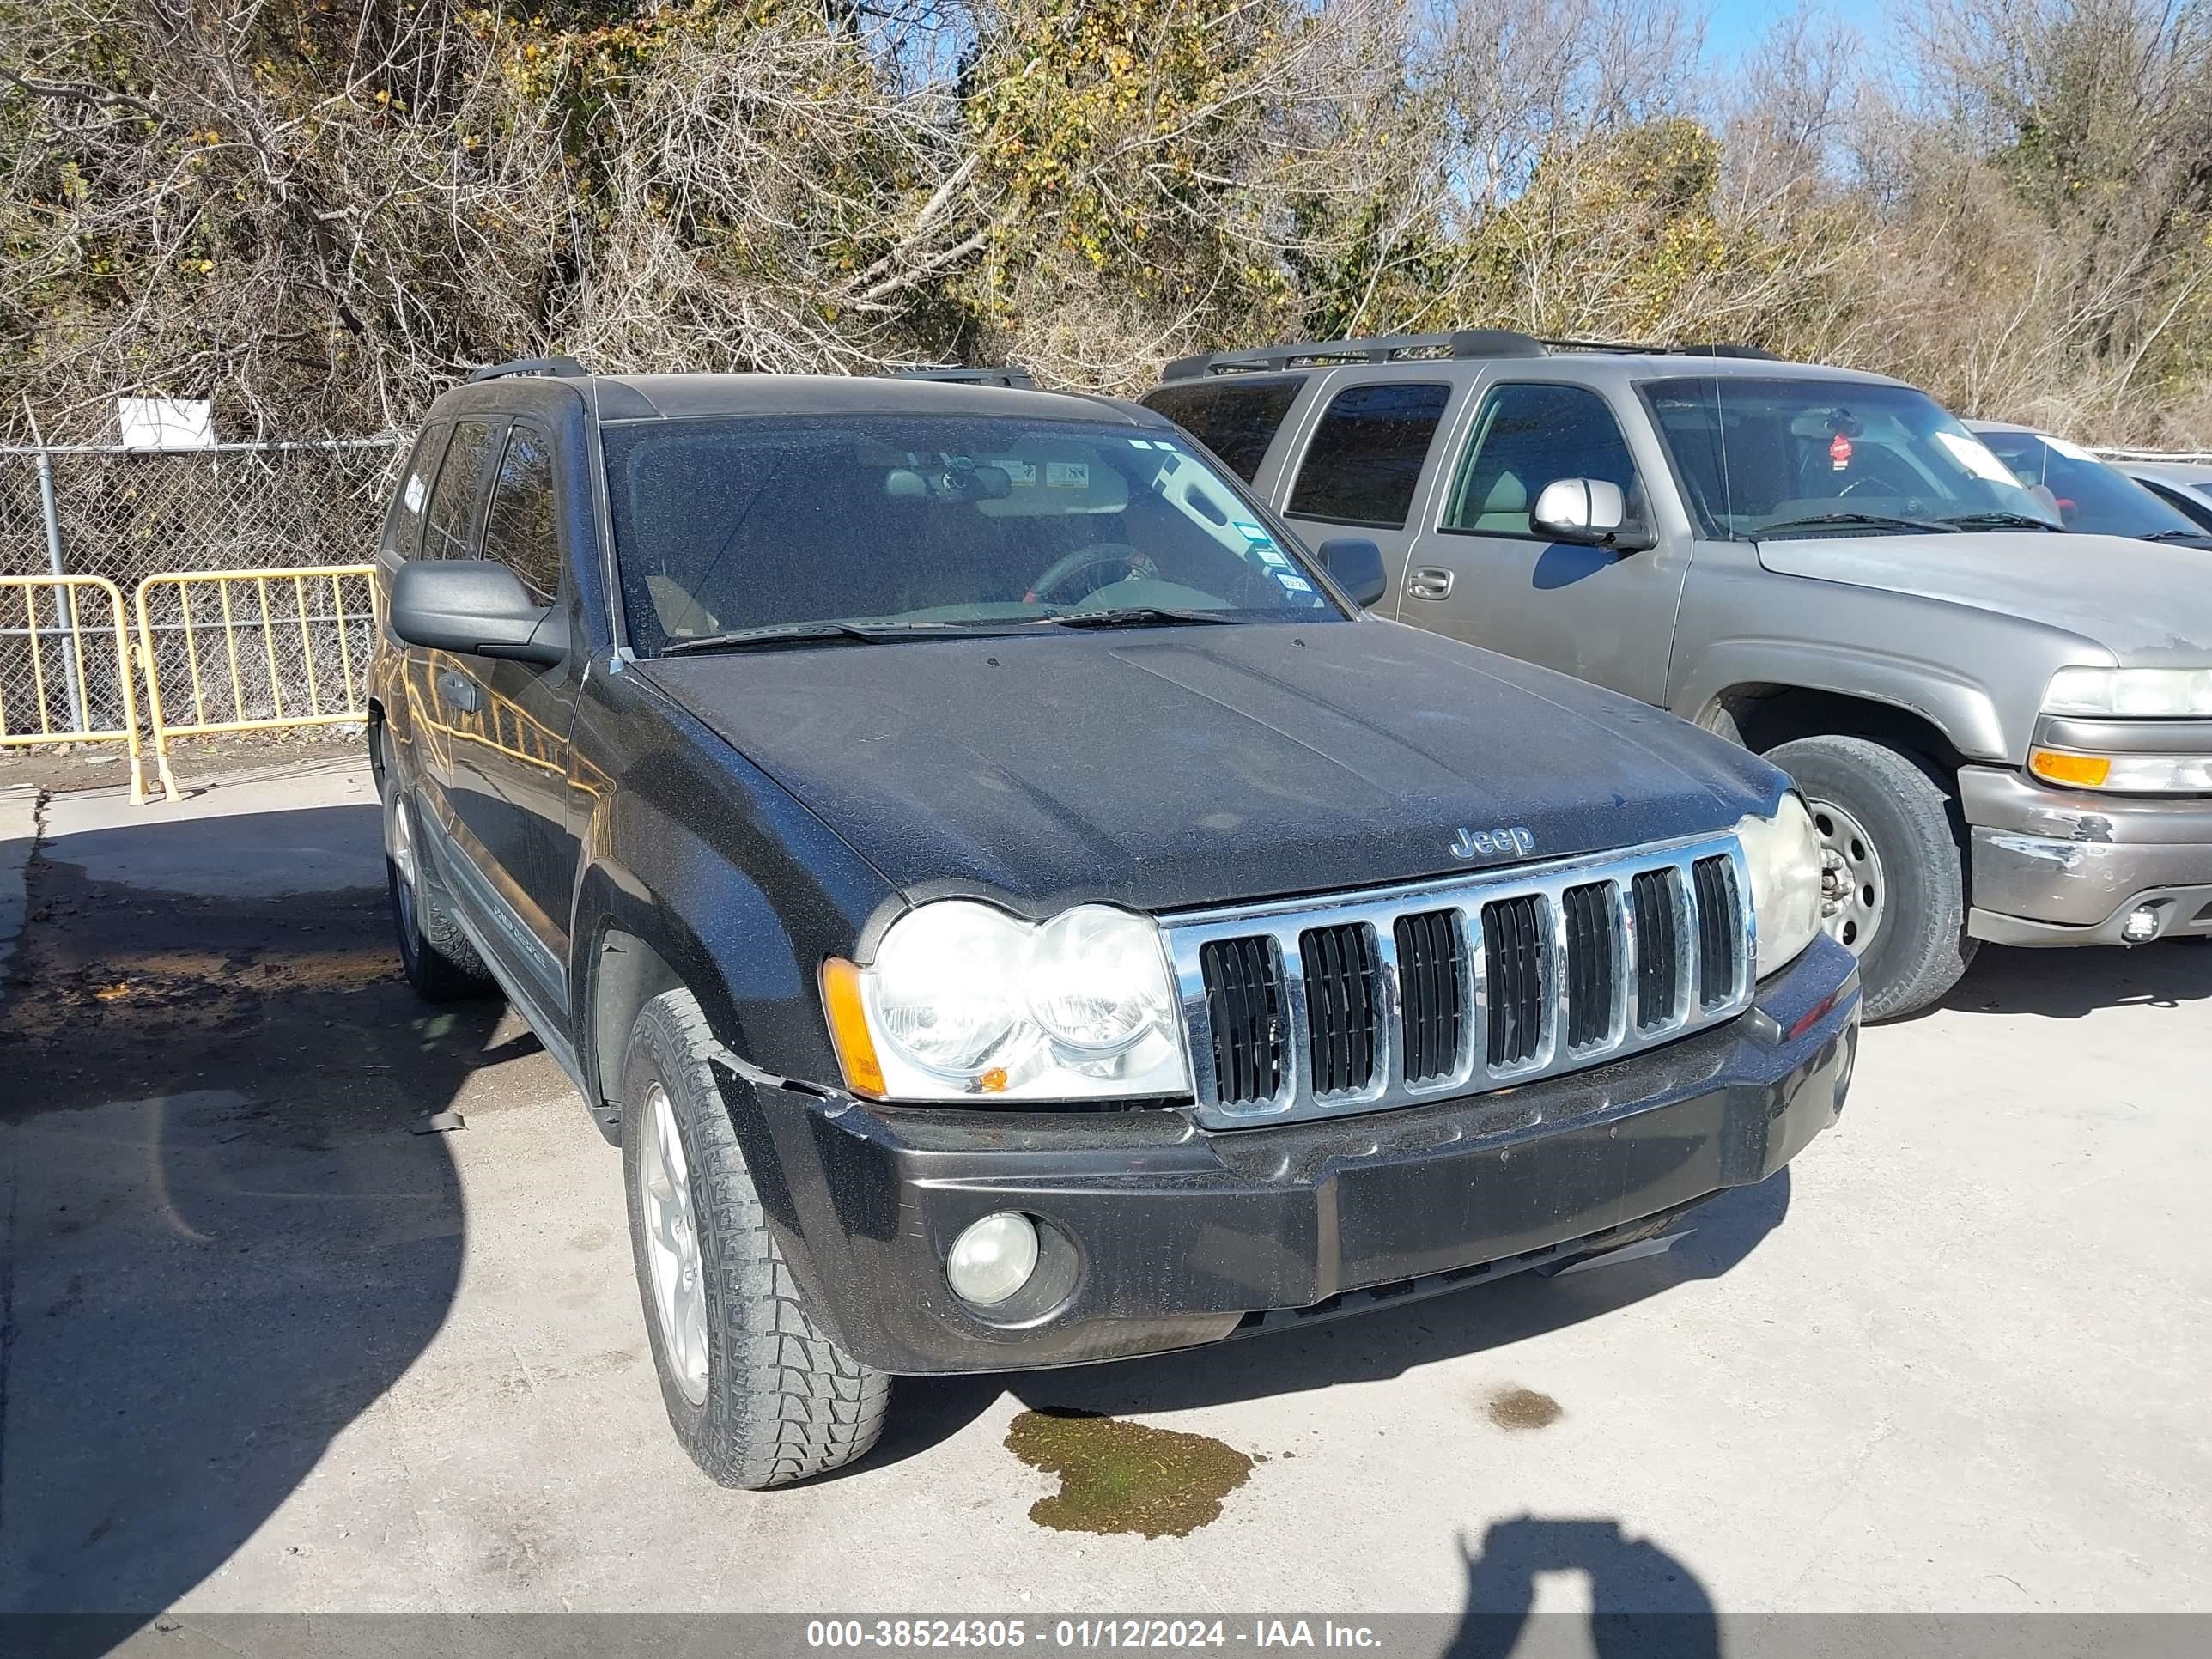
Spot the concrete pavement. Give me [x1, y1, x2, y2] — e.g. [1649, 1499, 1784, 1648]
[1, 762, 2208, 1627]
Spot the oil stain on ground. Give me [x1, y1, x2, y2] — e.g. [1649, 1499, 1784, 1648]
[1005, 1407, 1252, 1539]
[1486, 1387, 1564, 1431]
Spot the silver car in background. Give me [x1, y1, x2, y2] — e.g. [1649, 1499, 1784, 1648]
[2112, 457, 2212, 534]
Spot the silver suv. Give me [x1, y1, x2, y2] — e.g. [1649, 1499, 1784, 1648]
[1144, 331, 2212, 1018]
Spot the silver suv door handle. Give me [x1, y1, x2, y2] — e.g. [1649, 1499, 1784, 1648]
[1407, 567, 1455, 600]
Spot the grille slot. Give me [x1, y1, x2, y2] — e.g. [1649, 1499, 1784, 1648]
[1299, 924, 1381, 1096]
[1562, 882, 1619, 1049]
[1170, 833, 1753, 1128]
[1631, 869, 1683, 1030]
[1692, 855, 1742, 1007]
[1394, 909, 1466, 1085]
[1481, 895, 1547, 1068]
[1200, 936, 1285, 1106]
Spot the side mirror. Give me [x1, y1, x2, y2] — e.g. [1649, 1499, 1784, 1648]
[1530, 478, 1653, 551]
[1318, 538, 1389, 608]
[391, 561, 568, 666]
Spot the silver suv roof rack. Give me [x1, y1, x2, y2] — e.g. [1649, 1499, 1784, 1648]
[1163, 330, 1544, 380]
[1161, 332, 1781, 380]
[466, 356, 590, 383]
[891, 366, 1037, 387]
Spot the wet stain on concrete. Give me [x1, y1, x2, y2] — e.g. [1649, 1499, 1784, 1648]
[1005, 1407, 1252, 1539]
[1486, 1387, 1564, 1431]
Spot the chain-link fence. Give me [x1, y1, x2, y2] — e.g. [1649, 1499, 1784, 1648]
[0, 436, 404, 741]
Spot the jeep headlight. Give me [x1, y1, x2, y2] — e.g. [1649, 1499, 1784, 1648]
[1735, 793, 1824, 978]
[820, 900, 1192, 1101]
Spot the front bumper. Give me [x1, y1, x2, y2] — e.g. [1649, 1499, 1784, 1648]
[1960, 767, 2212, 945]
[727, 936, 1860, 1376]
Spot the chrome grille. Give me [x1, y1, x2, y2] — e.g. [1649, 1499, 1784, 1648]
[1167, 831, 1755, 1128]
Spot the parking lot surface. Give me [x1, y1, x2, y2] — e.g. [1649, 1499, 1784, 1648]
[2, 762, 2208, 1624]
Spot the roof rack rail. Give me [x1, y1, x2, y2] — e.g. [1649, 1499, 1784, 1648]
[1540, 337, 1782, 361]
[891, 366, 1037, 387]
[466, 355, 590, 383]
[1162, 331, 1785, 380]
[1162, 329, 1545, 380]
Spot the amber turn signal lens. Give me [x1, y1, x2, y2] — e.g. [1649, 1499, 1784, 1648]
[2028, 749, 2112, 787]
[820, 957, 887, 1099]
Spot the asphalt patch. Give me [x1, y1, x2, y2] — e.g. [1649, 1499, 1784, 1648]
[1005, 1407, 1252, 1538]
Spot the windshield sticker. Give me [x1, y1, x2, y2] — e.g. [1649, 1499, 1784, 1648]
[1000, 460, 1038, 486]
[1231, 520, 1273, 543]
[1046, 460, 1091, 489]
[1254, 546, 1291, 568]
[1829, 432, 1853, 471]
[1273, 573, 1315, 592]
[403, 473, 426, 514]
[1936, 430, 2020, 486]
[1127, 438, 1158, 450]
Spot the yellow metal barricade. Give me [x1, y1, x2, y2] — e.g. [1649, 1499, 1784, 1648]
[133, 565, 379, 802]
[0, 574, 149, 804]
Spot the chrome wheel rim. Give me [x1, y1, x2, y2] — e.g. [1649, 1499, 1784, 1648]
[639, 1083, 709, 1405]
[386, 796, 421, 944]
[1807, 796, 1886, 954]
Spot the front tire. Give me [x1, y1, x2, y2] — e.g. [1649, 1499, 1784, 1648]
[620, 989, 889, 1488]
[1766, 734, 1977, 1020]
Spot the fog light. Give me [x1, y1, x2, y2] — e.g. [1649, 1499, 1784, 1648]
[946, 1211, 1039, 1307]
[2123, 906, 2160, 944]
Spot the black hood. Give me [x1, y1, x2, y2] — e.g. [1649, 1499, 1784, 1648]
[638, 619, 1784, 916]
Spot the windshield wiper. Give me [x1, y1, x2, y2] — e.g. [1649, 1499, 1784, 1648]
[1938, 511, 2065, 532]
[1041, 606, 1237, 629]
[2143, 528, 2212, 544]
[1753, 512, 1958, 537]
[659, 621, 1037, 655]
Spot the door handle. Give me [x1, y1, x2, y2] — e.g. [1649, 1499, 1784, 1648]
[1407, 567, 1455, 600]
[436, 669, 486, 714]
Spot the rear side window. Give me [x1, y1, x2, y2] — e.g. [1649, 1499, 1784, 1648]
[482, 424, 561, 599]
[423, 420, 500, 559]
[1443, 384, 1642, 535]
[1287, 382, 1451, 529]
[383, 426, 446, 559]
[1140, 380, 1301, 482]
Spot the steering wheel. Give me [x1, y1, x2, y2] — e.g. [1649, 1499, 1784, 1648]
[1024, 542, 1149, 605]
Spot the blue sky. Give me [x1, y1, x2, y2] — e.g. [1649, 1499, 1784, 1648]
[1700, 0, 1838, 70]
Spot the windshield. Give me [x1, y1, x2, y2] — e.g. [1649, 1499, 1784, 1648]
[602, 415, 1340, 653]
[1974, 428, 2204, 541]
[1643, 377, 2062, 538]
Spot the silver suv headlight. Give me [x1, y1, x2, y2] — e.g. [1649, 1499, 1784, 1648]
[822, 900, 1192, 1101]
[2043, 666, 2212, 718]
[1735, 793, 1824, 978]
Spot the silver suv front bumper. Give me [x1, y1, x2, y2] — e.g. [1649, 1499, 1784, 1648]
[1960, 766, 2212, 945]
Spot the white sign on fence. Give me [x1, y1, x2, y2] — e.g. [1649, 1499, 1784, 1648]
[116, 398, 216, 451]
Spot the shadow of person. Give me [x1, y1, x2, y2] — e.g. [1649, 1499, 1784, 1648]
[865, 1167, 1791, 1477]
[0, 805, 532, 1656]
[1448, 1516, 1719, 1659]
[1934, 939, 2212, 1022]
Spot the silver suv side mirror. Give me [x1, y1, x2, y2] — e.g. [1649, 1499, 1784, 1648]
[1529, 478, 1654, 551]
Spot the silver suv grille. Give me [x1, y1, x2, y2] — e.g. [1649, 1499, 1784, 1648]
[1164, 832, 1755, 1129]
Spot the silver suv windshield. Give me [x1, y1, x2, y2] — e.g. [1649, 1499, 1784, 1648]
[601, 415, 1342, 655]
[1643, 377, 2063, 539]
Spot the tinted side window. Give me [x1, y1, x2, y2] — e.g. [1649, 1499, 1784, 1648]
[1443, 385, 1641, 535]
[482, 424, 560, 599]
[383, 426, 447, 559]
[423, 420, 500, 559]
[1286, 383, 1451, 528]
[1140, 380, 1301, 483]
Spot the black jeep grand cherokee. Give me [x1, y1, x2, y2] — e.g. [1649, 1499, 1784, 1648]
[368, 359, 1859, 1487]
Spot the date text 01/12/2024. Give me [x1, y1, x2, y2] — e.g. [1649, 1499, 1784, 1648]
[804, 1620, 1384, 1650]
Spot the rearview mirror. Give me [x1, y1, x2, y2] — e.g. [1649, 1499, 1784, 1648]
[1530, 478, 1651, 551]
[1318, 538, 1388, 608]
[391, 561, 568, 666]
